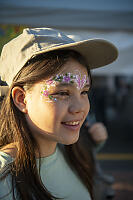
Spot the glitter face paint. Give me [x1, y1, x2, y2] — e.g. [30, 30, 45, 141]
[41, 72, 89, 102]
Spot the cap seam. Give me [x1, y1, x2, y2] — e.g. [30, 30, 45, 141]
[34, 42, 67, 53]
[26, 28, 40, 52]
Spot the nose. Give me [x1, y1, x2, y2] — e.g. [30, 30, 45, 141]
[68, 96, 90, 115]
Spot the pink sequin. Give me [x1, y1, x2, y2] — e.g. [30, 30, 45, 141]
[63, 76, 71, 83]
[43, 90, 49, 96]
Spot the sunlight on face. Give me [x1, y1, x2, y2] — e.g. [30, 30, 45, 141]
[25, 58, 90, 147]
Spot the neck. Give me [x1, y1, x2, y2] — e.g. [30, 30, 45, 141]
[35, 136, 57, 158]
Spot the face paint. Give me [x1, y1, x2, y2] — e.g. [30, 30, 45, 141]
[41, 72, 89, 102]
[75, 74, 90, 90]
[41, 83, 57, 102]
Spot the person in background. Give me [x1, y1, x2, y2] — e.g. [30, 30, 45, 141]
[84, 112, 115, 199]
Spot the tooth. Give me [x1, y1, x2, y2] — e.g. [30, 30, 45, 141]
[65, 121, 79, 125]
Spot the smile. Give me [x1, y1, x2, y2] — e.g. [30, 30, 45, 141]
[63, 121, 80, 126]
[61, 120, 81, 131]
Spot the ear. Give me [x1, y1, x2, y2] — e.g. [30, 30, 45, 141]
[12, 87, 27, 113]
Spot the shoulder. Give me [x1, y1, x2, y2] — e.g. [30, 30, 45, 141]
[0, 143, 17, 158]
[0, 151, 13, 199]
[0, 143, 16, 170]
[0, 152, 13, 171]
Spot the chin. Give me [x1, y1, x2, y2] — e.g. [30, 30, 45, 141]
[62, 135, 79, 145]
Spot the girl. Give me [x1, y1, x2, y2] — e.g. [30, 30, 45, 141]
[0, 27, 118, 200]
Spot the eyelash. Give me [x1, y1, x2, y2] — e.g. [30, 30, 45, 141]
[81, 90, 89, 95]
[53, 91, 69, 96]
[52, 90, 89, 96]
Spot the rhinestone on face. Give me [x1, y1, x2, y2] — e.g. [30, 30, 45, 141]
[41, 72, 89, 102]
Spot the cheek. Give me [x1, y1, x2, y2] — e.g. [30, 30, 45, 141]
[50, 101, 68, 122]
[26, 94, 67, 131]
[84, 97, 90, 117]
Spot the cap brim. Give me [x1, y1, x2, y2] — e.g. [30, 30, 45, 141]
[0, 38, 118, 94]
[34, 38, 118, 69]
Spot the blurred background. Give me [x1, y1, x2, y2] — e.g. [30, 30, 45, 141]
[0, 0, 133, 199]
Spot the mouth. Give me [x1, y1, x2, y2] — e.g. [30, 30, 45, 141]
[61, 120, 81, 131]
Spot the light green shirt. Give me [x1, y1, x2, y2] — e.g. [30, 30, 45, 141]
[0, 146, 91, 200]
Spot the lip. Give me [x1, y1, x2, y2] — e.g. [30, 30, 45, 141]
[62, 123, 81, 131]
[62, 118, 83, 123]
[61, 119, 83, 131]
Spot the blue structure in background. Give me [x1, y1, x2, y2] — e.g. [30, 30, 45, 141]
[0, 0, 133, 30]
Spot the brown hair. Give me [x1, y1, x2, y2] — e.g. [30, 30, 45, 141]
[0, 50, 94, 200]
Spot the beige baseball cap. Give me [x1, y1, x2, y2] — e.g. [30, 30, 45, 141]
[0, 27, 118, 86]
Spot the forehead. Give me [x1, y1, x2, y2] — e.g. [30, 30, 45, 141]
[58, 58, 88, 77]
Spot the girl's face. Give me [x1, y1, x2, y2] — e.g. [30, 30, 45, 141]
[25, 58, 90, 146]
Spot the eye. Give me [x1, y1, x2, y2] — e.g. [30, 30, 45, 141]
[81, 90, 89, 95]
[58, 91, 69, 96]
[52, 91, 69, 96]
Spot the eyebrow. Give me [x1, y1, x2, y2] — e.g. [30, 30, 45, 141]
[55, 82, 90, 89]
[83, 84, 90, 88]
